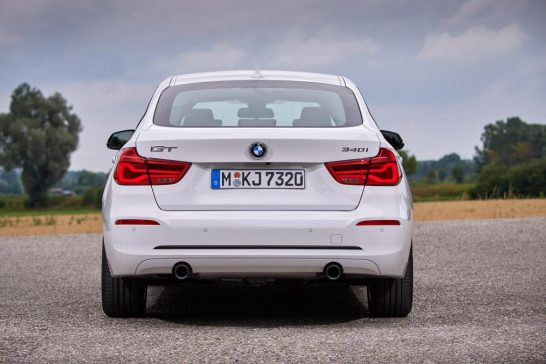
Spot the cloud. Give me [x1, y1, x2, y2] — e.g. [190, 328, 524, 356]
[154, 43, 246, 76]
[146, 32, 381, 77]
[450, 0, 525, 25]
[450, 0, 497, 24]
[520, 54, 546, 75]
[264, 32, 380, 70]
[0, 32, 19, 46]
[0, 0, 100, 46]
[418, 24, 526, 61]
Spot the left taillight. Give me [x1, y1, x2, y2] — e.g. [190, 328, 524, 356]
[325, 148, 401, 186]
[114, 147, 191, 186]
[114, 148, 149, 185]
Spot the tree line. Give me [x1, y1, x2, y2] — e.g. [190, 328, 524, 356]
[472, 117, 546, 197]
[401, 152, 475, 184]
[402, 116, 546, 198]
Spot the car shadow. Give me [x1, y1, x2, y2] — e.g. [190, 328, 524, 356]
[146, 282, 369, 326]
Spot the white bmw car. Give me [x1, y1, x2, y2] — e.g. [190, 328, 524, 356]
[102, 70, 413, 318]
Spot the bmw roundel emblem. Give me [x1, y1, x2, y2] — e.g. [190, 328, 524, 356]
[249, 142, 267, 159]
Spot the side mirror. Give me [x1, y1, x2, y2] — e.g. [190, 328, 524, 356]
[107, 130, 135, 150]
[380, 130, 404, 150]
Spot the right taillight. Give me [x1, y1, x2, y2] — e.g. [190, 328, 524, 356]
[325, 148, 400, 186]
[114, 147, 191, 186]
[366, 148, 401, 186]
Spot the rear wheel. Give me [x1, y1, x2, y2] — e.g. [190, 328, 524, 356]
[101, 243, 147, 317]
[367, 246, 413, 317]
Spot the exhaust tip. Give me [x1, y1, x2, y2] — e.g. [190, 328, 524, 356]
[172, 262, 192, 280]
[323, 262, 343, 281]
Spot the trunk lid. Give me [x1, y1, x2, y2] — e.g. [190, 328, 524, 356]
[136, 126, 380, 211]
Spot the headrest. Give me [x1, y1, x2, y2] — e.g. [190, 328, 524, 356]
[292, 107, 332, 127]
[300, 107, 331, 122]
[238, 119, 277, 127]
[237, 107, 274, 118]
[183, 108, 222, 127]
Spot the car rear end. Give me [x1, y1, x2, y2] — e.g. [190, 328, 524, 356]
[101, 71, 413, 318]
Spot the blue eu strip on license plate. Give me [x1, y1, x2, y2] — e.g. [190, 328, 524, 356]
[211, 169, 221, 189]
[211, 169, 305, 189]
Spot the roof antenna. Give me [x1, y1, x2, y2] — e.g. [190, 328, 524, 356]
[251, 65, 264, 79]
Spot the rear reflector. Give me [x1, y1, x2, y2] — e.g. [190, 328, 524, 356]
[356, 220, 400, 226]
[147, 159, 191, 185]
[114, 147, 191, 186]
[115, 219, 160, 225]
[324, 158, 369, 185]
[325, 148, 401, 186]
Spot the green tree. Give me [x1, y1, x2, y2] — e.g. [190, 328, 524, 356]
[505, 157, 546, 197]
[474, 116, 546, 169]
[471, 158, 546, 198]
[0, 84, 81, 206]
[426, 170, 437, 183]
[472, 117, 546, 198]
[438, 153, 462, 165]
[399, 150, 417, 176]
[451, 165, 465, 183]
[0, 169, 23, 194]
[411, 153, 475, 182]
[81, 187, 103, 208]
[56, 170, 107, 194]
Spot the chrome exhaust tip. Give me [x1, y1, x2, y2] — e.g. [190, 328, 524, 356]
[323, 262, 343, 281]
[172, 262, 192, 280]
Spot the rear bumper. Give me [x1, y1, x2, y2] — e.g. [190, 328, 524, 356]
[103, 181, 413, 279]
[136, 256, 381, 279]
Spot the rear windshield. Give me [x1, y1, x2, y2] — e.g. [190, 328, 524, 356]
[153, 81, 362, 128]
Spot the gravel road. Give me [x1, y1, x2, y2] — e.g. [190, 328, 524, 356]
[1, 218, 545, 363]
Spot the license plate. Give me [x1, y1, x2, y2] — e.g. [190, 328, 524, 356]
[211, 169, 305, 189]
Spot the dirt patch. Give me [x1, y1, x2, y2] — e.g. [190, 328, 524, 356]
[0, 214, 101, 236]
[414, 198, 546, 221]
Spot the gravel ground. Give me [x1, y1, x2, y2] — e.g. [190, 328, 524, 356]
[1, 218, 545, 363]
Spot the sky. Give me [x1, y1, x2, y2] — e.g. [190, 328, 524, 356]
[0, 0, 545, 172]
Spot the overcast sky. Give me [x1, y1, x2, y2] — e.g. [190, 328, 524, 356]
[1, 0, 545, 171]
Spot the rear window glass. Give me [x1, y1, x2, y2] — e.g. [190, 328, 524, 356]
[153, 81, 362, 128]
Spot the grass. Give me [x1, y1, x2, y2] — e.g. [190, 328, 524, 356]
[0, 208, 100, 217]
[411, 182, 474, 202]
[0, 195, 99, 217]
[0, 199, 545, 236]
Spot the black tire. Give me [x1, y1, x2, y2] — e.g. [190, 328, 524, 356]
[101, 243, 147, 317]
[367, 246, 413, 317]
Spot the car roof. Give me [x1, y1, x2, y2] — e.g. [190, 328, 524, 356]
[170, 70, 343, 86]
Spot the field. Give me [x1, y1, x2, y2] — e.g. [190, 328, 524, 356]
[0, 214, 101, 236]
[411, 182, 473, 202]
[413, 198, 546, 220]
[0, 199, 545, 236]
